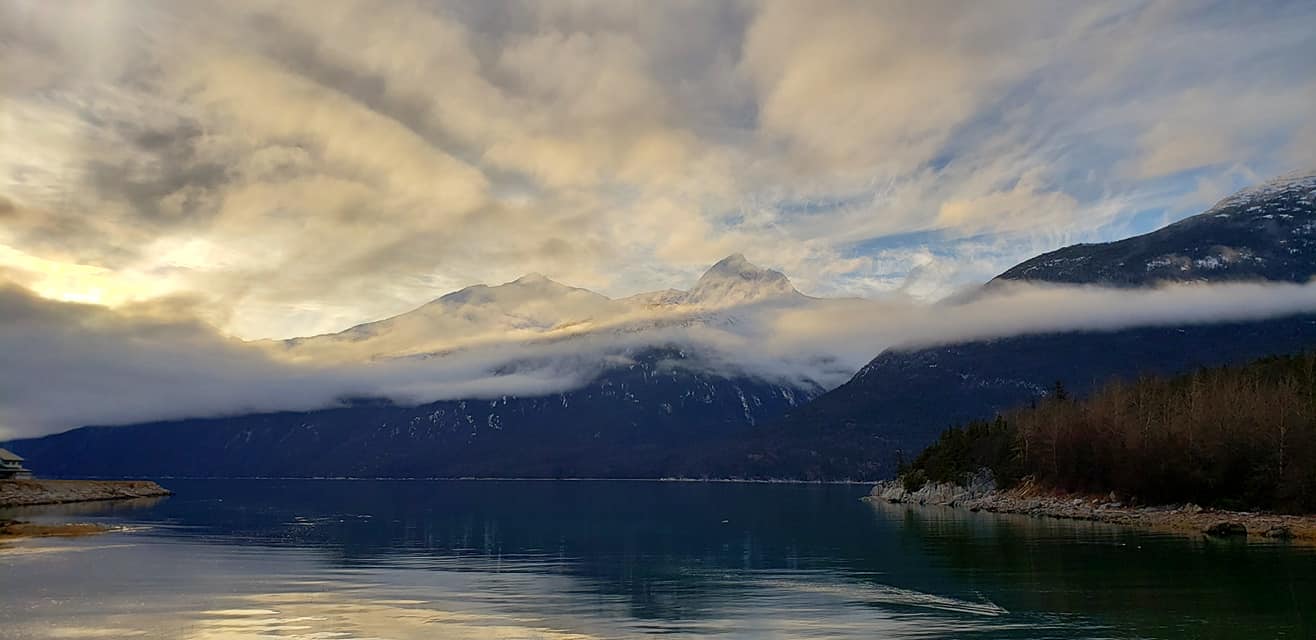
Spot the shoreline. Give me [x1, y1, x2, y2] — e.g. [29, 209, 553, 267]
[0, 519, 112, 545]
[867, 477, 1316, 542]
[43, 475, 874, 485]
[0, 479, 173, 509]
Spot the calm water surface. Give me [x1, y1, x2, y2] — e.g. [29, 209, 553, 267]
[1, 479, 1313, 639]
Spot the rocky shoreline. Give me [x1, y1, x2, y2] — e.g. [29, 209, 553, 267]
[867, 472, 1316, 542]
[0, 519, 111, 543]
[0, 479, 173, 508]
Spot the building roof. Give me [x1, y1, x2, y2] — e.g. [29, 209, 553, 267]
[0, 448, 24, 462]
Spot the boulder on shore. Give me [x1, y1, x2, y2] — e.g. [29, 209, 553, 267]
[869, 468, 996, 506]
[1203, 521, 1248, 538]
[1262, 526, 1295, 540]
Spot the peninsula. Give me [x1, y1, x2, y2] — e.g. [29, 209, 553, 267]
[0, 478, 173, 508]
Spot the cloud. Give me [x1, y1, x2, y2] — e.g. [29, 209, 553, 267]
[740, 1, 1046, 174]
[6, 273, 1316, 441]
[935, 173, 1079, 233]
[0, 281, 601, 440]
[0, 0, 1313, 342]
[761, 281, 1316, 373]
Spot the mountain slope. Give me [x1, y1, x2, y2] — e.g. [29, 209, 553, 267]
[10, 174, 1316, 481]
[272, 274, 620, 363]
[997, 171, 1316, 285]
[732, 171, 1316, 479]
[4, 256, 830, 479]
[8, 348, 820, 479]
[686, 253, 807, 306]
[272, 254, 809, 363]
[717, 315, 1316, 479]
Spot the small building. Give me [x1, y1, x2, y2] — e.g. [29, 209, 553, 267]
[0, 448, 33, 480]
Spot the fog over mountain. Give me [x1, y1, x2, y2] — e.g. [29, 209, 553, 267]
[6, 253, 1316, 441]
[4, 170, 1315, 442]
[266, 253, 810, 364]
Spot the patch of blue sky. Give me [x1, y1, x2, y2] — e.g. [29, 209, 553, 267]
[845, 229, 960, 258]
[1118, 207, 1175, 238]
[772, 192, 874, 218]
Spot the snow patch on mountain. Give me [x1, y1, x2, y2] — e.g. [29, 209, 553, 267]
[1213, 169, 1316, 214]
[686, 253, 805, 307]
[995, 168, 1316, 286]
[271, 254, 813, 364]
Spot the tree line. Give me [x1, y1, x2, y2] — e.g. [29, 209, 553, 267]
[902, 352, 1316, 513]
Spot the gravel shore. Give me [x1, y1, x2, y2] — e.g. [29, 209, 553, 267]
[867, 473, 1316, 542]
[0, 519, 111, 542]
[0, 479, 172, 508]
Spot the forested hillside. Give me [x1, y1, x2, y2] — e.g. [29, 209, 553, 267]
[904, 353, 1316, 513]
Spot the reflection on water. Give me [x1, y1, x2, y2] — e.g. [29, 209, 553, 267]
[873, 501, 1316, 639]
[187, 590, 605, 640]
[1, 479, 1313, 639]
[3, 495, 168, 520]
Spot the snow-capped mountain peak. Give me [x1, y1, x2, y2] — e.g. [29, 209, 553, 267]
[686, 254, 803, 306]
[1213, 169, 1316, 213]
[511, 272, 552, 285]
[994, 168, 1316, 286]
[439, 273, 583, 303]
[620, 288, 688, 308]
[271, 254, 814, 363]
[703, 253, 759, 277]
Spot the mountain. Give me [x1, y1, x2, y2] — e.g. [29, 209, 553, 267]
[685, 253, 807, 306]
[272, 254, 808, 363]
[998, 170, 1316, 285]
[9, 173, 1316, 481]
[272, 273, 618, 362]
[726, 171, 1316, 479]
[716, 315, 1316, 479]
[4, 257, 827, 479]
[9, 348, 821, 479]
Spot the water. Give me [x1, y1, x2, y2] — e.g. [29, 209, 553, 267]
[2, 479, 1313, 639]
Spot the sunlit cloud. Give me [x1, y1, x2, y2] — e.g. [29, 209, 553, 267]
[0, 1, 1311, 339]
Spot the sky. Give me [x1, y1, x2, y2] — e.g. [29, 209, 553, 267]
[2, 0, 1313, 340]
[3, 1, 1316, 439]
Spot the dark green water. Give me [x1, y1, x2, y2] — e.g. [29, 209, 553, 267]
[1, 479, 1313, 638]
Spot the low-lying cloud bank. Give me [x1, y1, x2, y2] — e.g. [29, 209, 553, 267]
[5, 279, 1316, 440]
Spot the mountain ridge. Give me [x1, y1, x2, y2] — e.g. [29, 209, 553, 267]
[726, 170, 1316, 478]
[995, 169, 1316, 286]
[271, 254, 809, 364]
[9, 172, 1316, 480]
[7, 348, 821, 479]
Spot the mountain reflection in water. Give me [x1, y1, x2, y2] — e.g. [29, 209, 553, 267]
[1, 479, 1313, 639]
